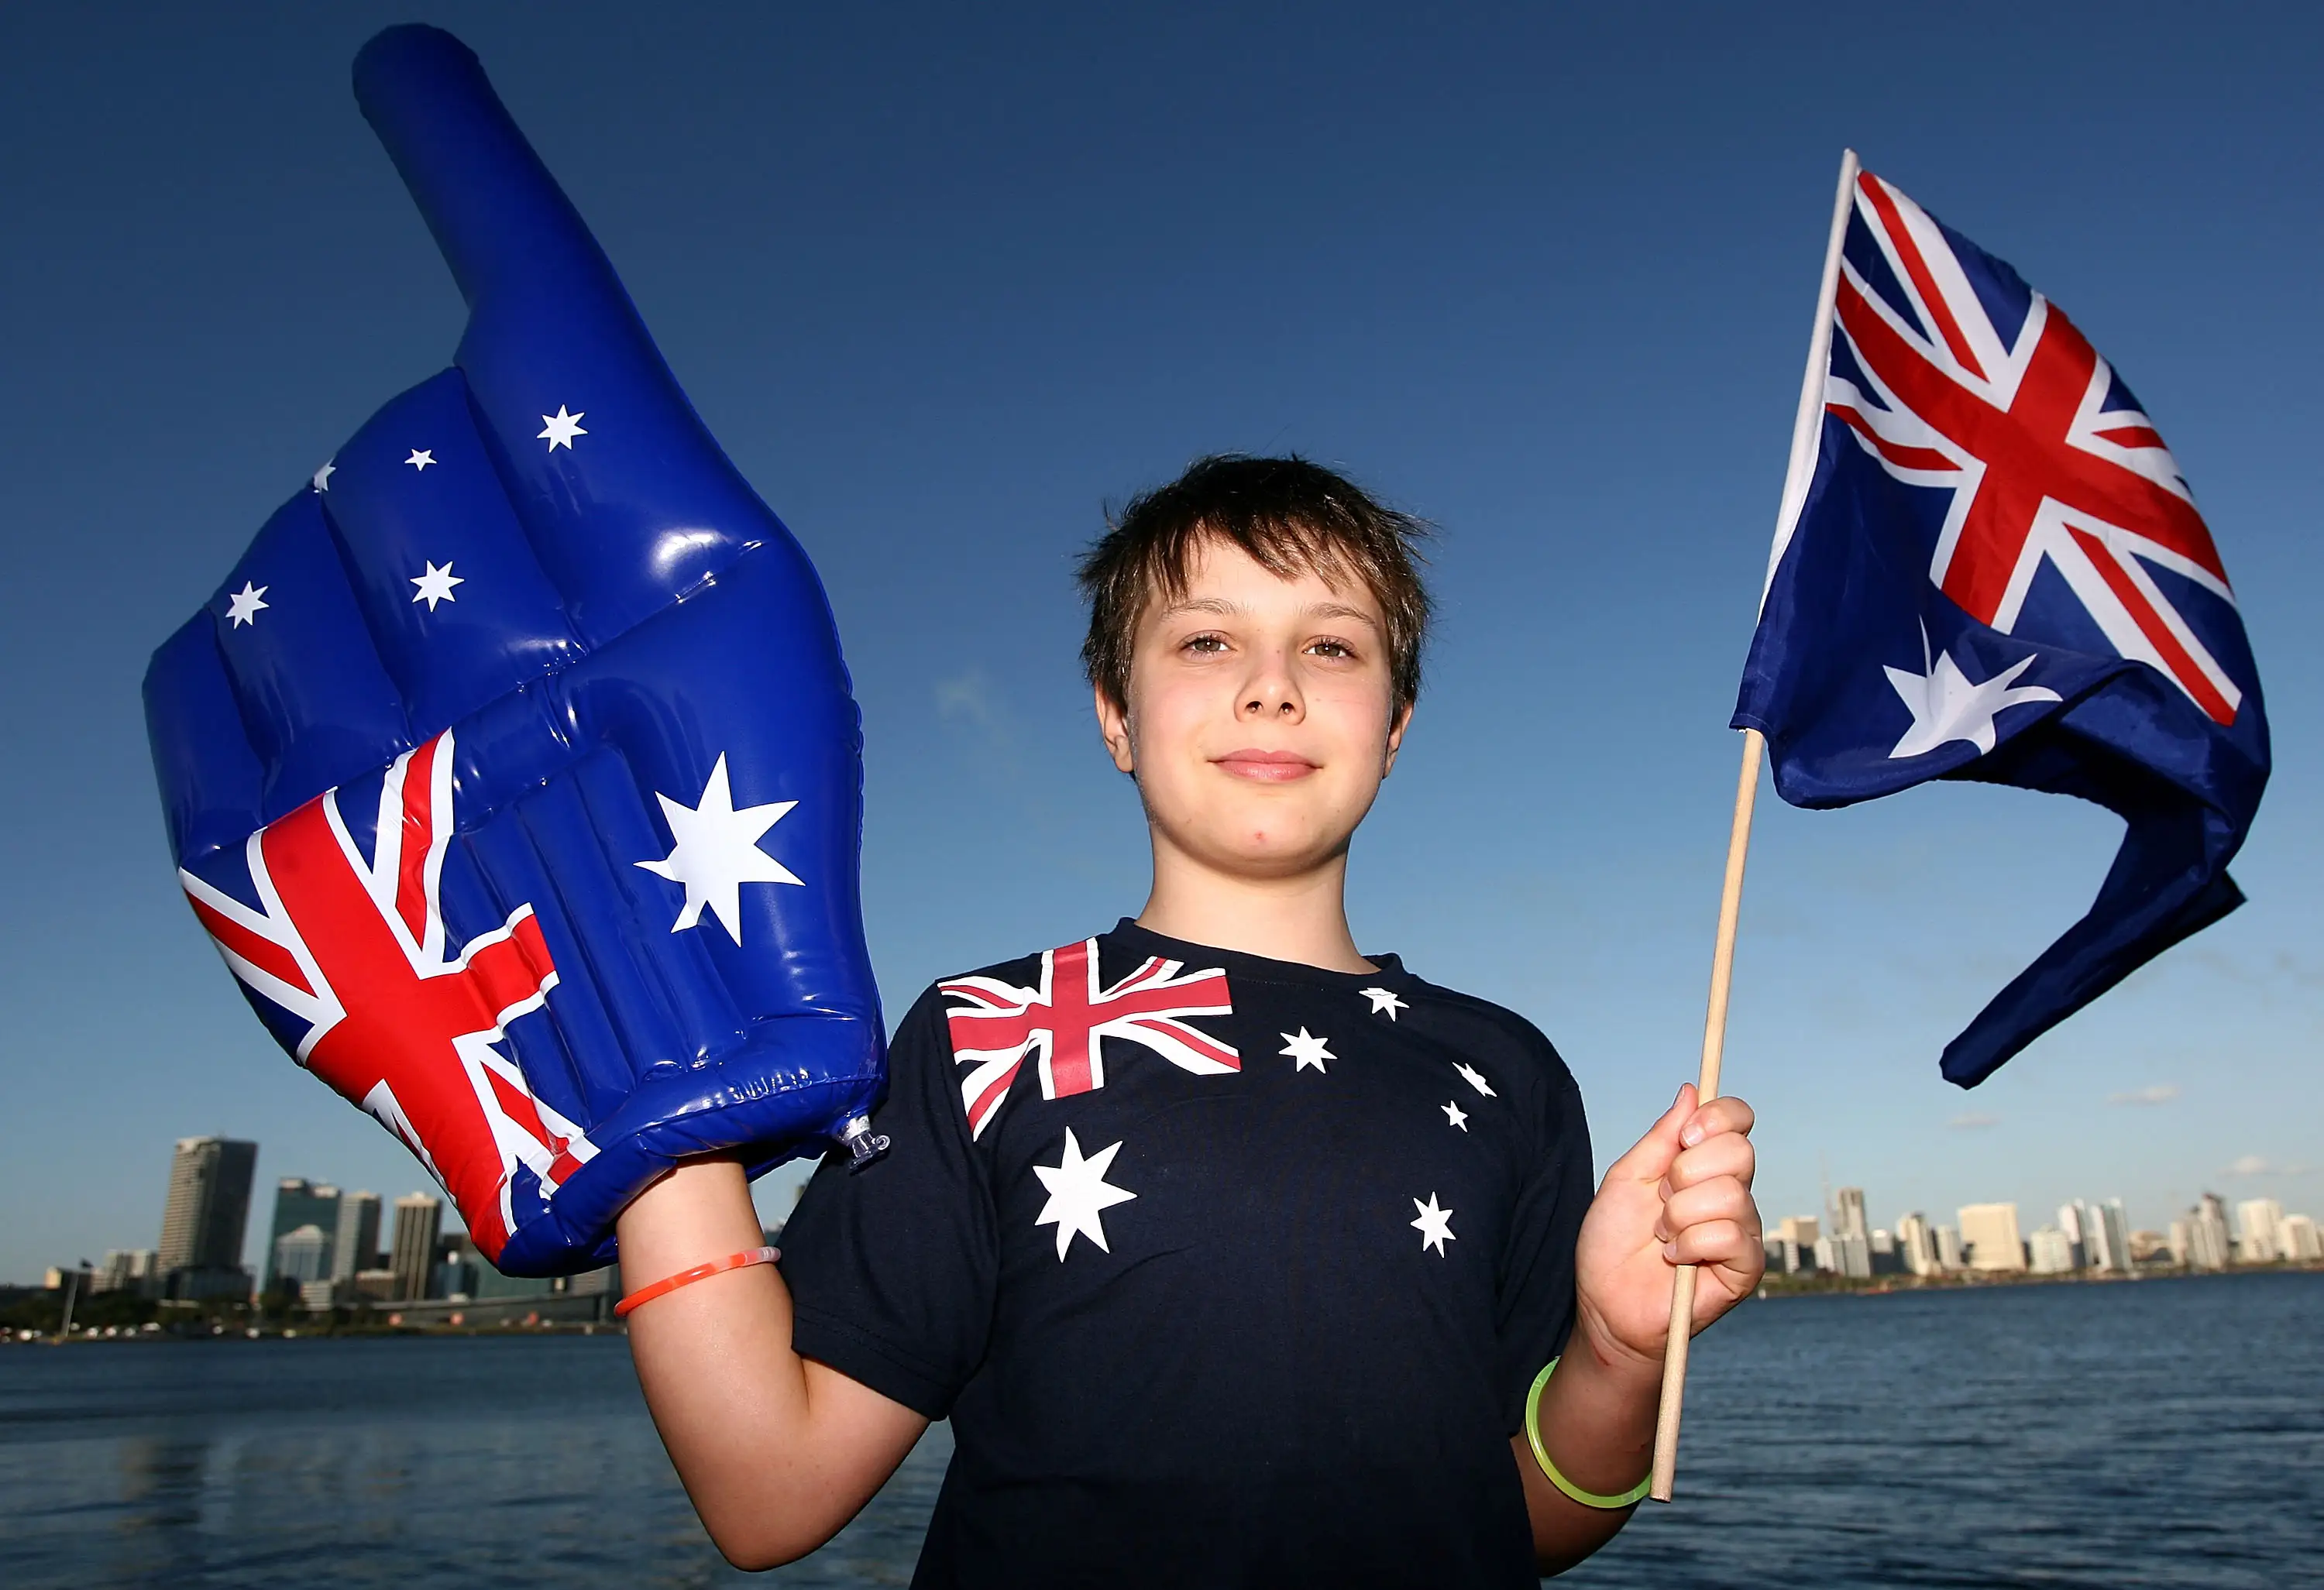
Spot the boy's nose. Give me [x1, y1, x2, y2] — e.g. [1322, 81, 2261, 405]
[1241, 668, 1304, 720]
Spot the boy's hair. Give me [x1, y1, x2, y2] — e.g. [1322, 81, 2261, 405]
[1078, 455, 1433, 716]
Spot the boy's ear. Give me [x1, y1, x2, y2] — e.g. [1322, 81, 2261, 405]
[1095, 682, 1136, 774]
[1382, 699, 1413, 777]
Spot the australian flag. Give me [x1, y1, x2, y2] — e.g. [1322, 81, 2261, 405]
[1734, 163, 2269, 1088]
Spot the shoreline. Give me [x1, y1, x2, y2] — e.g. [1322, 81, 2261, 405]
[12, 1263, 2320, 1345]
[1753, 1259, 2322, 1300]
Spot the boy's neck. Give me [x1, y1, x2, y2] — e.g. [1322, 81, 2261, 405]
[1133, 847, 1375, 974]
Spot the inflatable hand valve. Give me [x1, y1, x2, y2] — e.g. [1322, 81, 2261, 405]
[142, 26, 885, 1276]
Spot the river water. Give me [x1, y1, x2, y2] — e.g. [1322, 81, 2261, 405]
[2, 1272, 2315, 1587]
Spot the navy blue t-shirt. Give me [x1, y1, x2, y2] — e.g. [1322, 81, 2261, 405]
[779, 920, 1593, 1588]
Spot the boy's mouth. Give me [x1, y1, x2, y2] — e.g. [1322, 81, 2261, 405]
[1212, 749, 1319, 782]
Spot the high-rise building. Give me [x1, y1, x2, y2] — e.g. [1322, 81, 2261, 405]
[332, 1192, 383, 1283]
[432, 1233, 478, 1301]
[2028, 1226, 2075, 1274]
[1896, 1212, 1940, 1276]
[2058, 1200, 2090, 1267]
[1779, 1215, 1821, 1249]
[1958, 1203, 2026, 1272]
[2086, 1198, 2131, 1273]
[93, 1249, 159, 1296]
[2188, 1193, 2231, 1271]
[1834, 1187, 1868, 1242]
[264, 1180, 340, 1288]
[2278, 1214, 2321, 1262]
[273, 1225, 331, 1286]
[2235, 1199, 2284, 1265]
[1829, 1232, 1871, 1279]
[1934, 1224, 1965, 1270]
[1868, 1228, 1903, 1276]
[2167, 1218, 2192, 1266]
[157, 1137, 258, 1287]
[390, 1193, 444, 1301]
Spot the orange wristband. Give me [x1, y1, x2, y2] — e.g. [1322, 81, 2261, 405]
[613, 1245, 780, 1319]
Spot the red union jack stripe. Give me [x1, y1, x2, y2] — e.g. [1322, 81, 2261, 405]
[178, 730, 591, 1261]
[1826, 169, 2242, 724]
[941, 939, 1238, 1139]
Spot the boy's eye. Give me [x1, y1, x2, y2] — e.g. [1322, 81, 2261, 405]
[1182, 633, 1229, 654]
[1307, 638, 1356, 660]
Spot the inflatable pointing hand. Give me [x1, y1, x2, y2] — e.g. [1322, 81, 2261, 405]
[142, 26, 885, 1276]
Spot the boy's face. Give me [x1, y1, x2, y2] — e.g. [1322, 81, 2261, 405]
[1098, 535, 1408, 882]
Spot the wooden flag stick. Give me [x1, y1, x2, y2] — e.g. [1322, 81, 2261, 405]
[1648, 725, 1763, 1502]
[1649, 147, 1858, 1503]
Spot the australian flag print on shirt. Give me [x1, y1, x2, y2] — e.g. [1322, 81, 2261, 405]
[774, 922, 1596, 1588]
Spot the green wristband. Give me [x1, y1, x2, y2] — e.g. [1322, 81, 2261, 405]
[1523, 1358, 1652, 1509]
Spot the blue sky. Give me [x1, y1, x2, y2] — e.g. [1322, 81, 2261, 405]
[2, 4, 2318, 1282]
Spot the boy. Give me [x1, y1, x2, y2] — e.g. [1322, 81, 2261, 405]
[618, 455, 1765, 1585]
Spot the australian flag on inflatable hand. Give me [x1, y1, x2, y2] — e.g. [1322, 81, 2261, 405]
[1734, 163, 2269, 1088]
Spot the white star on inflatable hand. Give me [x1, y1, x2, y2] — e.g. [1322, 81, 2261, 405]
[405, 448, 436, 472]
[311, 461, 335, 492]
[1411, 1193, 1456, 1256]
[1280, 1028, 1334, 1073]
[1453, 1061, 1496, 1098]
[634, 754, 802, 943]
[410, 560, 464, 611]
[1883, 643, 2060, 761]
[225, 582, 269, 627]
[538, 406, 587, 451]
[1033, 1128, 1137, 1261]
[1442, 1101, 1469, 1132]
[1360, 986, 1407, 1020]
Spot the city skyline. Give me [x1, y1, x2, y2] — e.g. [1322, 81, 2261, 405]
[1762, 1181, 2319, 1282]
[29, 1129, 2318, 1289]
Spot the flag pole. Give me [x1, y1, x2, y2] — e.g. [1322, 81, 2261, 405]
[1649, 146, 1859, 1503]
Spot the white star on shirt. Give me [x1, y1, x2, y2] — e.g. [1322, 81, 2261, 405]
[405, 448, 436, 471]
[311, 460, 335, 492]
[634, 753, 803, 943]
[1033, 1128, 1137, 1261]
[1279, 1028, 1334, 1073]
[410, 560, 464, 611]
[1411, 1193, 1456, 1256]
[1442, 1101, 1469, 1132]
[538, 406, 587, 451]
[225, 582, 269, 627]
[1360, 986, 1407, 1021]
[1454, 1061, 1496, 1097]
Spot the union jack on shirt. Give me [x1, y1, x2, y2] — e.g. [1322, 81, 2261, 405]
[940, 937, 1238, 1139]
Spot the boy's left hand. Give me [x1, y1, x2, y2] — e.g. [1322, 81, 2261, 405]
[1571, 1083, 1763, 1378]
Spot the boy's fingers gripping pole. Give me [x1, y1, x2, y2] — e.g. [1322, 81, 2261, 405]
[1649, 726, 1764, 1502]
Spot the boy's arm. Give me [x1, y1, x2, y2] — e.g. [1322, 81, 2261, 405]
[1517, 1085, 1763, 1574]
[1508, 1340, 1659, 1573]
[619, 1158, 927, 1571]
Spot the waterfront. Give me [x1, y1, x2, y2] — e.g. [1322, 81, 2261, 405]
[1, 1272, 2315, 1588]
